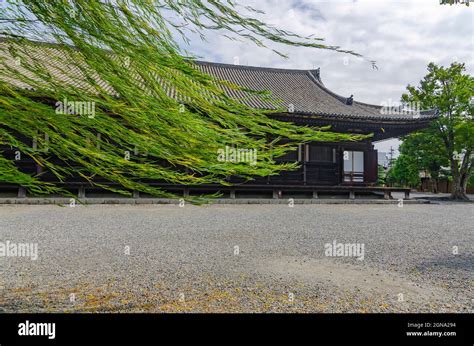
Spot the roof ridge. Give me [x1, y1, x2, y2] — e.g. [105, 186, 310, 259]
[193, 60, 316, 74]
[305, 68, 353, 105]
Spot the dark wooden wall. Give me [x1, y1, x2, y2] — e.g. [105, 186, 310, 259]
[1, 132, 378, 189]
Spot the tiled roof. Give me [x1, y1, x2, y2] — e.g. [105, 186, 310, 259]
[0, 39, 438, 122]
[195, 61, 438, 122]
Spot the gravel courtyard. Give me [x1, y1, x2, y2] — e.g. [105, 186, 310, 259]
[0, 203, 472, 313]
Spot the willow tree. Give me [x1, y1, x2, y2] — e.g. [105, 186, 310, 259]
[0, 0, 367, 199]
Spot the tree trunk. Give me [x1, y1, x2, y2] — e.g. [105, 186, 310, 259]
[460, 161, 473, 200]
[451, 177, 468, 200]
[431, 177, 438, 194]
[461, 172, 469, 196]
[450, 152, 472, 201]
[450, 156, 464, 200]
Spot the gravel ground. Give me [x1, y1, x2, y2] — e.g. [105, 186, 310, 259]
[0, 203, 472, 313]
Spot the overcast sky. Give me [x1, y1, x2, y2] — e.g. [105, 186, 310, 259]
[185, 0, 473, 153]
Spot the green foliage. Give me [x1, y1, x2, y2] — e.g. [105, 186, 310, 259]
[377, 164, 386, 186]
[439, 0, 470, 6]
[0, 0, 367, 199]
[401, 62, 473, 199]
[469, 173, 474, 188]
[398, 131, 449, 181]
[386, 154, 420, 188]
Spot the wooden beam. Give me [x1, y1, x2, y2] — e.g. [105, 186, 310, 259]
[18, 187, 26, 198]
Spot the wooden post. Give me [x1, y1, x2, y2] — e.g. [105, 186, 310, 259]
[304, 144, 309, 185]
[303, 163, 307, 185]
[18, 187, 26, 198]
[78, 186, 86, 198]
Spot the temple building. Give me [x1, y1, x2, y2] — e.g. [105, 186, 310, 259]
[195, 61, 437, 190]
[0, 40, 438, 199]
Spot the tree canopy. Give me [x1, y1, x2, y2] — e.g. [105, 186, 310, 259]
[400, 62, 473, 199]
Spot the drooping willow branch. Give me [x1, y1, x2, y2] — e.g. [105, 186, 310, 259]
[0, 0, 369, 200]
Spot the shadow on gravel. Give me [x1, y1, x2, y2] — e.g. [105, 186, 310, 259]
[416, 254, 474, 273]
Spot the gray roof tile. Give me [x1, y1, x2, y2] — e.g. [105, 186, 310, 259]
[195, 61, 438, 121]
[0, 39, 437, 123]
